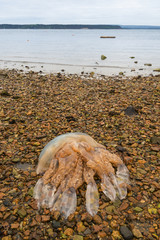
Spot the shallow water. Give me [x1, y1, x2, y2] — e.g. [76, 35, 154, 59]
[0, 29, 160, 75]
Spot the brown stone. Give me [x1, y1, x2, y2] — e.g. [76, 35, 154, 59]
[77, 222, 86, 233]
[11, 223, 19, 229]
[98, 231, 107, 238]
[30, 219, 37, 226]
[92, 224, 102, 233]
[53, 210, 61, 220]
[110, 220, 118, 229]
[149, 227, 155, 233]
[154, 190, 160, 198]
[64, 228, 74, 236]
[93, 214, 102, 224]
[119, 202, 129, 211]
[36, 214, 41, 222]
[81, 212, 92, 222]
[29, 201, 38, 210]
[0, 192, 5, 199]
[24, 230, 30, 236]
[41, 215, 50, 222]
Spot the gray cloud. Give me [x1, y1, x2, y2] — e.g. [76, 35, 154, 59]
[0, 0, 159, 25]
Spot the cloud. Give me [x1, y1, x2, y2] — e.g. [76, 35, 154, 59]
[0, 0, 159, 25]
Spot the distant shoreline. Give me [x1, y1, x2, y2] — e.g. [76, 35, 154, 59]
[0, 24, 121, 29]
[0, 24, 160, 29]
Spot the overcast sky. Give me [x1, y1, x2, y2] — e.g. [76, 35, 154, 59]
[0, 0, 160, 26]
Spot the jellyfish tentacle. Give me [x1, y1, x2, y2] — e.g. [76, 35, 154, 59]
[43, 158, 59, 185]
[59, 157, 84, 218]
[100, 173, 117, 202]
[50, 150, 78, 188]
[83, 166, 99, 216]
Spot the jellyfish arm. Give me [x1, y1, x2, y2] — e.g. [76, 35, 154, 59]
[83, 165, 99, 216]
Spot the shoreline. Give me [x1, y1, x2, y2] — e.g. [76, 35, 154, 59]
[0, 69, 160, 239]
[0, 60, 159, 77]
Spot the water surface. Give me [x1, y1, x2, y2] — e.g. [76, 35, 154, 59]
[0, 29, 160, 75]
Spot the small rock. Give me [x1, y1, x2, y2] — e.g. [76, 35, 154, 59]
[84, 228, 91, 235]
[120, 226, 133, 240]
[52, 220, 61, 228]
[110, 220, 118, 228]
[98, 231, 107, 238]
[2, 236, 12, 240]
[77, 221, 86, 233]
[73, 235, 83, 240]
[28, 187, 34, 196]
[119, 202, 129, 211]
[18, 208, 27, 218]
[53, 210, 61, 220]
[81, 212, 92, 222]
[92, 224, 102, 233]
[105, 205, 115, 214]
[47, 228, 54, 237]
[150, 136, 160, 144]
[132, 227, 143, 238]
[144, 63, 152, 66]
[124, 106, 138, 116]
[11, 223, 19, 229]
[101, 55, 107, 60]
[116, 146, 126, 152]
[148, 207, 157, 214]
[133, 207, 143, 212]
[64, 228, 74, 236]
[42, 215, 50, 222]
[112, 230, 122, 239]
[93, 214, 102, 224]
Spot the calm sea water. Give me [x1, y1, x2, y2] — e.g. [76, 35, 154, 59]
[0, 29, 160, 75]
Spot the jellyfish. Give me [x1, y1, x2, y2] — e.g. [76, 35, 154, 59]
[34, 132, 130, 218]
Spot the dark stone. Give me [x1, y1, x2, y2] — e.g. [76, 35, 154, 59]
[120, 226, 133, 240]
[66, 116, 76, 122]
[52, 220, 61, 229]
[9, 119, 16, 124]
[150, 136, 160, 144]
[124, 106, 138, 116]
[116, 146, 126, 152]
[3, 198, 12, 207]
[84, 228, 91, 235]
[0, 90, 11, 97]
[108, 111, 119, 116]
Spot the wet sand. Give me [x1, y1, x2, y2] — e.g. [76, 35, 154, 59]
[0, 69, 160, 239]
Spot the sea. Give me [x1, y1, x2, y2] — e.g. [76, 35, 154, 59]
[0, 29, 160, 76]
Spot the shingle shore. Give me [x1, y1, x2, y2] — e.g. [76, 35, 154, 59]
[0, 69, 159, 240]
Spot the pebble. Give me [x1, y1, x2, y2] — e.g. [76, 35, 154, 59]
[64, 228, 74, 236]
[93, 214, 102, 224]
[52, 220, 61, 229]
[120, 226, 134, 240]
[73, 235, 83, 240]
[119, 202, 129, 211]
[77, 221, 86, 233]
[41, 215, 50, 222]
[133, 207, 143, 212]
[132, 227, 143, 238]
[18, 208, 27, 218]
[105, 205, 115, 214]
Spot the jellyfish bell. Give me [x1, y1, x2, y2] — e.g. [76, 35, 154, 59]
[34, 132, 130, 218]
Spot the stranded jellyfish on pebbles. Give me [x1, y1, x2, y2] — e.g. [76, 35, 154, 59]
[34, 132, 130, 218]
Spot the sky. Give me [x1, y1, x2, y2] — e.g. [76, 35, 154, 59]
[0, 0, 160, 26]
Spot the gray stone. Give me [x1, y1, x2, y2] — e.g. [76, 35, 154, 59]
[120, 226, 133, 240]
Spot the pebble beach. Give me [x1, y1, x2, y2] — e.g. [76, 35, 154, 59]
[0, 68, 160, 240]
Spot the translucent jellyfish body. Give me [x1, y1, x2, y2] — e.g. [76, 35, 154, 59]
[34, 132, 130, 218]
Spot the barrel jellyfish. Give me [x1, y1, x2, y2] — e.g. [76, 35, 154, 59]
[34, 132, 130, 218]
